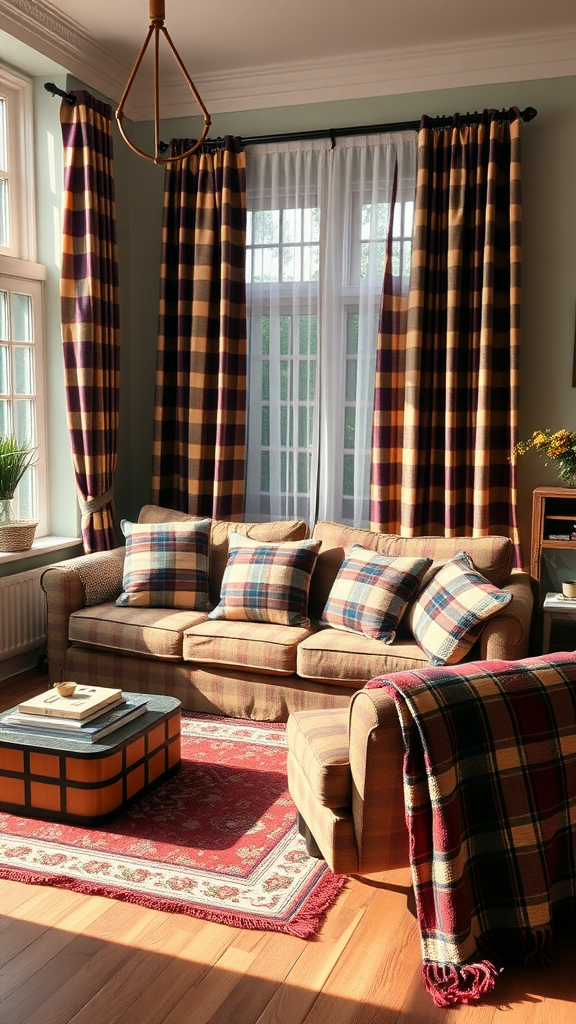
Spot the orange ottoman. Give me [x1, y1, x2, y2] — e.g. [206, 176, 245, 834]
[0, 692, 181, 824]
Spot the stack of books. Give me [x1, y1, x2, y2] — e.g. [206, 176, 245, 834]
[2, 685, 148, 743]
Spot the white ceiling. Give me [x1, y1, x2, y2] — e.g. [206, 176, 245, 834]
[0, 0, 575, 118]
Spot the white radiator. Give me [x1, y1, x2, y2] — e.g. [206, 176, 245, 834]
[0, 567, 46, 663]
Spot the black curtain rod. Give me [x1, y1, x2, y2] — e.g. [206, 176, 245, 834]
[160, 105, 537, 153]
[44, 82, 76, 105]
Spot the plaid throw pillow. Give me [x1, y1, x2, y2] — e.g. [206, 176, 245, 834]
[411, 551, 512, 666]
[320, 545, 433, 643]
[116, 519, 211, 610]
[208, 533, 321, 627]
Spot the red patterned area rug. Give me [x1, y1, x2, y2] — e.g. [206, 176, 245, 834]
[0, 714, 346, 937]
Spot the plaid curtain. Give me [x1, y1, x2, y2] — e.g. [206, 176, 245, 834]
[151, 136, 247, 519]
[371, 110, 521, 560]
[60, 91, 120, 553]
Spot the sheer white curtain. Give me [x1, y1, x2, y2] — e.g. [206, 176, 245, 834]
[245, 131, 416, 527]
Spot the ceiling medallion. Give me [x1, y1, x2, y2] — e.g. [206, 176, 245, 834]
[115, 0, 211, 164]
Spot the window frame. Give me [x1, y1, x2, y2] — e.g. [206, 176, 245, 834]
[0, 65, 47, 537]
[0, 64, 36, 262]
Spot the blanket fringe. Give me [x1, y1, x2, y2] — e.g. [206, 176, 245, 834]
[423, 960, 499, 1007]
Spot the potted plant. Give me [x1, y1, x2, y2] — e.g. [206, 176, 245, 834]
[0, 434, 38, 550]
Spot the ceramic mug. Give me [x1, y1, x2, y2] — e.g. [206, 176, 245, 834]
[562, 581, 576, 599]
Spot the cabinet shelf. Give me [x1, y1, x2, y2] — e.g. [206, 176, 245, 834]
[531, 487, 576, 580]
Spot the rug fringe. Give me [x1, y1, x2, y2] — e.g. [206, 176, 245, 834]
[0, 866, 348, 939]
[422, 960, 499, 1007]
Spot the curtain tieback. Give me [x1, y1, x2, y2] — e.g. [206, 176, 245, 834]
[78, 487, 115, 517]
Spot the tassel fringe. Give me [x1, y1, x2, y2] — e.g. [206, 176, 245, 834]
[423, 960, 499, 1007]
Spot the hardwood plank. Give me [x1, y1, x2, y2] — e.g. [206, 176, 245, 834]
[253, 880, 375, 1024]
[0, 894, 115, 1000]
[300, 882, 416, 1024]
[89, 920, 242, 1024]
[0, 900, 144, 1024]
[64, 914, 208, 1024]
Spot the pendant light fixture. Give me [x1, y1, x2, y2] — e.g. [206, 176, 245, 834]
[115, 0, 211, 164]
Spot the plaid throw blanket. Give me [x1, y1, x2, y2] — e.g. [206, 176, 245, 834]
[366, 652, 576, 1006]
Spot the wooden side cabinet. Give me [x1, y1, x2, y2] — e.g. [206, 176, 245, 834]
[530, 486, 576, 581]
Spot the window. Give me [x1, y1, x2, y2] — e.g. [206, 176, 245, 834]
[0, 64, 47, 535]
[245, 134, 417, 527]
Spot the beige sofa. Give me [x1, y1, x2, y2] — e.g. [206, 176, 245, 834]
[41, 505, 533, 722]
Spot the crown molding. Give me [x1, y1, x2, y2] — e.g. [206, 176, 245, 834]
[0, 1, 575, 120]
[0, 0, 127, 105]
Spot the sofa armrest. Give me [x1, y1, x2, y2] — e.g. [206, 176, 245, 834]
[347, 687, 409, 871]
[41, 547, 125, 682]
[479, 569, 533, 662]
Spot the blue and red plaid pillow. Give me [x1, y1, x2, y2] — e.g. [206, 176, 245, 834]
[320, 544, 433, 642]
[116, 518, 211, 610]
[208, 532, 321, 627]
[411, 551, 512, 666]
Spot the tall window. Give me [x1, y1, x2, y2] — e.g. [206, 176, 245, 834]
[0, 64, 47, 535]
[245, 133, 416, 527]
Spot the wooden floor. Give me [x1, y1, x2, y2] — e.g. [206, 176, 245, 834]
[0, 670, 575, 1024]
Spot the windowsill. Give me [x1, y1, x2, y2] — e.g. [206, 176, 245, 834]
[0, 535, 81, 567]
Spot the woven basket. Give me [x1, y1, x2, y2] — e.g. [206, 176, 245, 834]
[0, 520, 38, 552]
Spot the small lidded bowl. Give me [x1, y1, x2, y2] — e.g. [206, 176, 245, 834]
[54, 681, 77, 697]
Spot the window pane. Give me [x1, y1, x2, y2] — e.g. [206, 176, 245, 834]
[261, 316, 270, 355]
[282, 246, 301, 282]
[345, 356, 357, 402]
[251, 248, 279, 283]
[246, 210, 253, 246]
[347, 313, 359, 355]
[298, 404, 308, 447]
[245, 248, 252, 283]
[0, 344, 9, 394]
[283, 209, 301, 244]
[0, 398, 10, 434]
[303, 207, 320, 242]
[0, 291, 7, 339]
[0, 178, 8, 249]
[302, 245, 319, 281]
[11, 293, 33, 342]
[343, 454, 354, 496]
[297, 451, 309, 493]
[280, 360, 289, 401]
[299, 314, 317, 355]
[345, 406, 355, 449]
[261, 405, 269, 447]
[261, 361, 269, 401]
[13, 346, 34, 395]
[252, 210, 279, 244]
[14, 399, 35, 444]
[15, 467, 35, 521]
[404, 201, 414, 238]
[279, 316, 291, 355]
[260, 450, 270, 492]
[280, 404, 288, 447]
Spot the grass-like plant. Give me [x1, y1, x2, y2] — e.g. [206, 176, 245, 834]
[0, 434, 37, 499]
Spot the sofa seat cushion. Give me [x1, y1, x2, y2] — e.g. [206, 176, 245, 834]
[183, 619, 313, 675]
[286, 708, 351, 808]
[297, 627, 430, 682]
[69, 602, 208, 661]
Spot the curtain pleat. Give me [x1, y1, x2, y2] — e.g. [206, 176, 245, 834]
[60, 91, 120, 552]
[371, 110, 521, 561]
[152, 136, 247, 519]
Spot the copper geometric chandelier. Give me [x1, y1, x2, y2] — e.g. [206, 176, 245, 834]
[115, 0, 211, 164]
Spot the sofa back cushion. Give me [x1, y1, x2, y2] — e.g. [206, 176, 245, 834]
[138, 506, 308, 607]
[309, 520, 514, 621]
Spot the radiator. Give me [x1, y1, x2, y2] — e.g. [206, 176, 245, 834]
[0, 567, 46, 662]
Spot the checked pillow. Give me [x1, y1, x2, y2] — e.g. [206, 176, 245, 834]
[320, 544, 433, 643]
[208, 533, 321, 627]
[116, 518, 211, 610]
[411, 550, 512, 666]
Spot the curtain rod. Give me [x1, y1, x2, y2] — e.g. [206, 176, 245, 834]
[44, 82, 76, 105]
[42, 85, 536, 149]
[160, 105, 537, 153]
